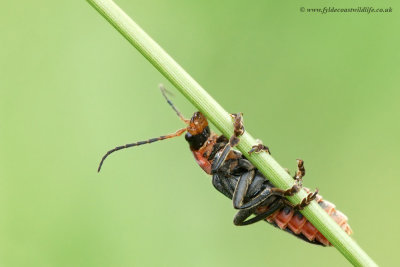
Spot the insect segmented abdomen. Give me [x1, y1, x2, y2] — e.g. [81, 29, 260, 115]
[262, 189, 352, 246]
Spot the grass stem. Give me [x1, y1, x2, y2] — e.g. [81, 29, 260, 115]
[87, 1, 377, 266]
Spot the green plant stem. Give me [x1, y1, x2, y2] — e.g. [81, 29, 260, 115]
[87, 0, 377, 266]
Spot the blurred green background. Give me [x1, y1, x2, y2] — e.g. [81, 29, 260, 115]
[1, 0, 399, 266]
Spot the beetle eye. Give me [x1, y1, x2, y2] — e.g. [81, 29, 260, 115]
[185, 132, 193, 141]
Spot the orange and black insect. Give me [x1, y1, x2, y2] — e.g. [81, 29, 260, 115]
[98, 85, 352, 246]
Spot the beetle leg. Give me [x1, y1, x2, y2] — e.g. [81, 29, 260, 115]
[293, 159, 305, 187]
[236, 184, 299, 209]
[290, 159, 319, 210]
[233, 171, 300, 210]
[236, 158, 255, 171]
[248, 143, 271, 155]
[238, 184, 300, 210]
[292, 189, 319, 210]
[229, 113, 245, 147]
[232, 169, 278, 210]
[233, 208, 254, 225]
[271, 184, 300, 197]
[234, 200, 283, 226]
[211, 113, 245, 173]
[211, 143, 233, 173]
[235, 187, 275, 210]
[235, 188, 318, 226]
[212, 174, 233, 199]
[232, 170, 256, 209]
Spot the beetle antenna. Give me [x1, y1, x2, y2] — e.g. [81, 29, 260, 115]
[98, 127, 187, 172]
[159, 84, 189, 124]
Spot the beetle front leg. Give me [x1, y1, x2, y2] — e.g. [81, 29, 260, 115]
[211, 143, 233, 173]
[228, 113, 244, 147]
[211, 113, 245, 173]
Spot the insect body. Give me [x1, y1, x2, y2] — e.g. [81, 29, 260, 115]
[98, 86, 352, 246]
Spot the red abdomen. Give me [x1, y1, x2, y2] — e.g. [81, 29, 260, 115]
[259, 189, 352, 246]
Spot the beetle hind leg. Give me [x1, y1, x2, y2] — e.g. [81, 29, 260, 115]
[291, 189, 319, 210]
[234, 201, 283, 226]
[271, 184, 300, 197]
[276, 159, 318, 210]
[294, 159, 305, 187]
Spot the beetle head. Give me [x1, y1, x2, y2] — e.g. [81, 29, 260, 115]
[185, 112, 210, 150]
